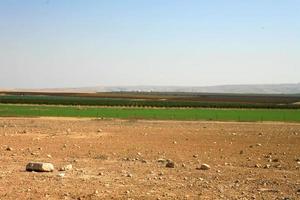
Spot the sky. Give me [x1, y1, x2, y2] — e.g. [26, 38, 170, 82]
[0, 0, 299, 89]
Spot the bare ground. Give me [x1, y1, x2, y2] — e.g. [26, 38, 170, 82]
[0, 117, 300, 199]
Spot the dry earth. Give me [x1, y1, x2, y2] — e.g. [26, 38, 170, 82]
[0, 117, 300, 200]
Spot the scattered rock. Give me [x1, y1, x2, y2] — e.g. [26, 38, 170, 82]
[264, 164, 271, 169]
[255, 164, 261, 168]
[57, 173, 65, 178]
[26, 162, 54, 172]
[157, 158, 167, 163]
[166, 161, 175, 168]
[59, 164, 73, 171]
[196, 164, 211, 170]
[6, 147, 13, 151]
[258, 188, 279, 192]
[97, 129, 102, 133]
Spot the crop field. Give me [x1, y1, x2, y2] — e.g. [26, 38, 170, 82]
[0, 104, 300, 122]
[0, 92, 300, 109]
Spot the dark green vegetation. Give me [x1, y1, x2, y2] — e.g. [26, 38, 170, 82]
[0, 104, 299, 122]
[0, 92, 299, 122]
[0, 92, 300, 109]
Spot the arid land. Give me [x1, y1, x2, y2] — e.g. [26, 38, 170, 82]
[0, 117, 300, 199]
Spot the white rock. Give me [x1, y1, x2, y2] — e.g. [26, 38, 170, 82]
[57, 173, 65, 178]
[26, 162, 54, 172]
[197, 164, 211, 170]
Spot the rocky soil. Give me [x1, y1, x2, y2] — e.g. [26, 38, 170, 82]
[0, 117, 299, 199]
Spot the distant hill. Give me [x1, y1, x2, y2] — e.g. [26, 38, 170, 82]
[2, 83, 300, 94]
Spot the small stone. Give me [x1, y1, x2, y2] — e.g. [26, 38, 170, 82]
[158, 172, 164, 176]
[193, 155, 198, 158]
[98, 172, 104, 176]
[6, 147, 13, 151]
[127, 173, 133, 178]
[240, 150, 244, 154]
[196, 164, 211, 170]
[173, 141, 177, 144]
[157, 158, 167, 163]
[272, 158, 279, 162]
[97, 129, 102, 133]
[166, 161, 175, 168]
[26, 162, 54, 172]
[57, 173, 65, 178]
[264, 164, 271, 169]
[59, 164, 73, 171]
[47, 154, 52, 158]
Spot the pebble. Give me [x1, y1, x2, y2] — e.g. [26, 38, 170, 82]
[264, 164, 271, 169]
[57, 173, 65, 178]
[59, 164, 73, 171]
[6, 147, 13, 151]
[255, 164, 261, 168]
[166, 161, 175, 168]
[26, 162, 54, 172]
[97, 129, 102, 133]
[157, 158, 167, 163]
[196, 164, 211, 170]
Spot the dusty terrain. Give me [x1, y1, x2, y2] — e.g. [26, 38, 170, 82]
[0, 117, 299, 199]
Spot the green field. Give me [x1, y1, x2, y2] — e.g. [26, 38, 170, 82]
[0, 104, 299, 122]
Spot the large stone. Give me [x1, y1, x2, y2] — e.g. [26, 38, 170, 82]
[26, 162, 54, 172]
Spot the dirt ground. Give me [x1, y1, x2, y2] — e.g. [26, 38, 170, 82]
[0, 117, 299, 200]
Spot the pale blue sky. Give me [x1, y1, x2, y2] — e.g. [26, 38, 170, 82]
[0, 0, 299, 88]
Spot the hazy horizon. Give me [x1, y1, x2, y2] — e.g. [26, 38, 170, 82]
[1, 1, 299, 89]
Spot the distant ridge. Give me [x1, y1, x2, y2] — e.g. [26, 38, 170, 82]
[2, 83, 300, 95]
